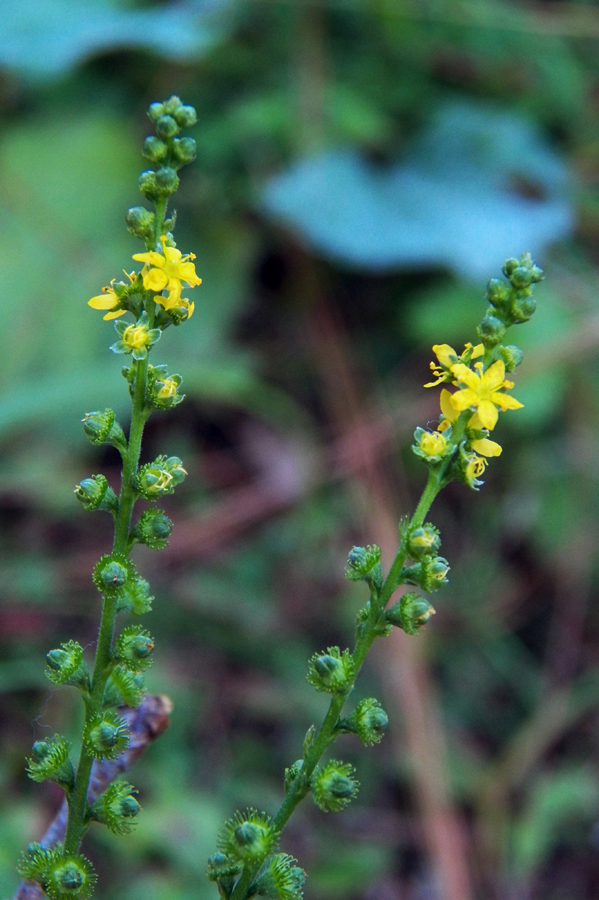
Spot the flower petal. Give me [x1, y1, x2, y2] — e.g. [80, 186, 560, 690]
[88, 293, 117, 310]
[471, 438, 502, 457]
[440, 389, 459, 423]
[175, 261, 201, 286]
[477, 400, 499, 430]
[144, 268, 169, 292]
[432, 344, 457, 368]
[450, 363, 480, 391]
[470, 343, 484, 359]
[482, 359, 505, 392]
[450, 388, 478, 411]
[491, 391, 523, 411]
[103, 309, 126, 320]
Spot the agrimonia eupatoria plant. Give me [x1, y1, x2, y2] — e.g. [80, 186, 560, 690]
[207, 252, 544, 900]
[17, 96, 200, 898]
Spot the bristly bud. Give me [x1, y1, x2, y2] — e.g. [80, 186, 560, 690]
[345, 545, 382, 589]
[45, 641, 89, 691]
[155, 114, 179, 140]
[102, 665, 144, 709]
[217, 809, 279, 864]
[26, 735, 75, 789]
[18, 844, 96, 899]
[402, 556, 449, 593]
[143, 135, 169, 164]
[385, 592, 436, 635]
[497, 344, 524, 372]
[172, 136, 197, 167]
[407, 524, 441, 561]
[115, 625, 154, 671]
[126, 205, 155, 240]
[254, 853, 307, 900]
[115, 574, 153, 616]
[92, 554, 134, 594]
[89, 780, 141, 834]
[132, 508, 173, 550]
[307, 647, 354, 694]
[85, 711, 129, 760]
[284, 760, 304, 794]
[173, 104, 197, 128]
[82, 409, 126, 453]
[352, 698, 389, 746]
[74, 474, 118, 514]
[206, 852, 243, 882]
[147, 364, 185, 410]
[310, 760, 359, 813]
[134, 455, 187, 500]
[477, 313, 507, 348]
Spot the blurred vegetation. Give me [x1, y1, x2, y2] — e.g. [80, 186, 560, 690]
[3, 1, 599, 899]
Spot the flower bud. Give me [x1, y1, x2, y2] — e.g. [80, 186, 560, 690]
[172, 136, 197, 166]
[115, 574, 153, 616]
[102, 665, 144, 708]
[402, 556, 449, 593]
[486, 277, 511, 310]
[46, 640, 89, 690]
[311, 760, 359, 812]
[386, 591, 436, 635]
[92, 554, 133, 593]
[217, 809, 279, 864]
[477, 314, 507, 347]
[509, 292, 537, 323]
[27, 735, 75, 788]
[111, 311, 161, 361]
[82, 409, 126, 453]
[206, 852, 243, 882]
[174, 104, 197, 127]
[307, 647, 354, 694]
[338, 697, 390, 746]
[497, 344, 524, 372]
[163, 95, 183, 115]
[138, 169, 158, 200]
[116, 625, 154, 671]
[17, 843, 55, 884]
[86, 711, 129, 759]
[407, 523, 441, 561]
[126, 206, 155, 240]
[156, 114, 179, 140]
[143, 136, 168, 164]
[345, 544, 381, 589]
[148, 102, 165, 121]
[132, 508, 173, 550]
[154, 165, 180, 196]
[413, 427, 448, 464]
[254, 853, 306, 900]
[89, 780, 140, 834]
[134, 455, 187, 500]
[45, 852, 97, 900]
[147, 365, 185, 409]
[502, 257, 519, 277]
[75, 474, 118, 514]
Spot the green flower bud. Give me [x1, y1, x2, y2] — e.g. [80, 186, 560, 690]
[486, 277, 511, 310]
[89, 780, 140, 834]
[86, 711, 129, 760]
[74, 474, 118, 514]
[116, 574, 153, 616]
[497, 344, 524, 372]
[147, 365, 185, 409]
[154, 166, 180, 196]
[502, 257, 519, 278]
[92, 554, 134, 593]
[134, 455, 187, 500]
[284, 760, 304, 794]
[407, 524, 441, 561]
[126, 205, 155, 240]
[307, 647, 354, 694]
[354, 698, 389, 746]
[345, 544, 382, 588]
[156, 114, 179, 140]
[173, 104, 197, 128]
[148, 102, 165, 122]
[206, 852, 243, 882]
[116, 625, 154, 671]
[132, 508, 173, 550]
[163, 95, 183, 115]
[172, 136, 197, 167]
[45, 851, 97, 900]
[254, 853, 306, 900]
[402, 556, 449, 593]
[509, 292, 537, 323]
[26, 735, 74, 788]
[82, 409, 126, 452]
[311, 760, 359, 813]
[385, 591, 436, 635]
[477, 314, 507, 347]
[17, 843, 55, 884]
[102, 665, 144, 708]
[217, 809, 279, 864]
[143, 135, 168, 164]
[45, 640, 89, 690]
[138, 169, 158, 200]
[509, 266, 533, 289]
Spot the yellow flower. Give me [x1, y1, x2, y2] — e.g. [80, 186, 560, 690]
[449, 359, 523, 430]
[88, 281, 124, 320]
[439, 389, 502, 455]
[438, 388, 459, 432]
[156, 377, 179, 400]
[465, 454, 487, 482]
[425, 342, 484, 387]
[132, 236, 201, 310]
[122, 323, 149, 351]
[470, 437, 502, 457]
[419, 431, 447, 458]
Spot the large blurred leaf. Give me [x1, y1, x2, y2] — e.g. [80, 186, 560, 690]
[0, 0, 231, 78]
[262, 102, 573, 280]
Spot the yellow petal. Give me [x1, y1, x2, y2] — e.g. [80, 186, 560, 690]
[470, 343, 484, 359]
[88, 293, 117, 310]
[187, 301, 194, 319]
[143, 268, 169, 292]
[468, 412, 484, 429]
[491, 391, 523, 411]
[450, 363, 480, 391]
[103, 309, 126, 320]
[176, 261, 201, 286]
[482, 359, 505, 392]
[440, 388, 459, 423]
[477, 400, 499, 430]
[471, 438, 502, 457]
[424, 375, 446, 388]
[450, 388, 478, 411]
[162, 245, 183, 264]
[432, 344, 457, 368]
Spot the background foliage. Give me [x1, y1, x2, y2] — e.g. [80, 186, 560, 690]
[2, 1, 599, 899]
